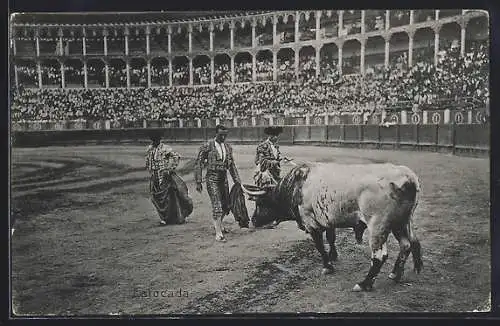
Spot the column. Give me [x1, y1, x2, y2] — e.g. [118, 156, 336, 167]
[435, 10, 440, 21]
[189, 58, 193, 85]
[82, 30, 87, 56]
[252, 53, 256, 82]
[385, 10, 390, 30]
[167, 27, 172, 54]
[361, 10, 366, 34]
[14, 64, 19, 89]
[147, 60, 151, 87]
[434, 27, 440, 66]
[252, 20, 257, 47]
[384, 37, 390, 68]
[124, 28, 129, 56]
[105, 62, 109, 88]
[338, 10, 344, 36]
[230, 56, 235, 83]
[60, 61, 65, 88]
[408, 31, 414, 67]
[272, 15, 278, 46]
[12, 37, 17, 55]
[410, 10, 415, 25]
[272, 51, 277, 81]
[360, 38, 366, 74]
[210, 57, 215, 85]
[103, 29, 108, 56]
[146, 26, 150, 55]
[58, 29, 63, 56]
[35, 32, 40, 57]
[83, 61, 88, 88]
[460, 21, 467, 56]
[295, 11, 300, 42]
[209, 23, 214, 51]
[230, 22, 235, 50]
[316, 11, 321, 40]
[168, 60, 173, 86]
[126, 61, 130, 88]
[315, 46, 320, 77]
[188, 25, 192, 53]
[338, 43, 343, 75]
[294, 50, 299, 80]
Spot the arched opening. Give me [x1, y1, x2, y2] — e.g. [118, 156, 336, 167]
[439, 22, 461, 59]
[389, 32, 409, 68]
[390, 10, 410, 28]
[150, 27, 168, 54]
[172, 56, 189, 85]
[298, 11, 316, 41]
[320, 10, 339, 38]
[15, 59, 38, 88]
[234, 21, 252, 48]
[108, 58, 126, 88]
[319, 43, 339, 81]
[171, 26, 188, 53]
[38, 27, 58, 55]
[299, 46, 316, 81]
[365, 36, 385, 74]
[192, 24, 210, 52]
[365, 10, 386, 33]
[64, 59, 84, 87]
[414, 28, 435, 64]
[213, 22, 231, 50]
[255, 17, 273, 46]
[343, 10, 362, 35]
[128, 27, 147, 55]
[214, 54, 231, 84]
[466, 15, 489, 52]
[87, 59, 105, 88]
[415, 10, 435, 23]
[40, 59, 61, 88]
[256, 50, 273, 81]
[276, 14, 296, 45]
[193, 55, 211, 85]
[151, 57, 169, 86]
[15, 28, 36, 56]
[235, 52, 252, 83]
[342, 39, 361, 75]
[130, 58, 147, 87]
[66, 28, 84, 56]
[85, 28, 104, 55]
[439, 9, 462, 19]
[277, 48, 295, 82]
[107, 28, 126, 55]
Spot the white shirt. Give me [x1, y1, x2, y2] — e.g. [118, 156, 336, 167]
[268, 140, 278, 159]
[214, 139, 226, 162]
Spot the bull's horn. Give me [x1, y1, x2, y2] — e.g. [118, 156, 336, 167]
[240, 184, 267, 196]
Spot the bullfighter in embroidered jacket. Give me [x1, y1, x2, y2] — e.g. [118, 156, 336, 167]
[254, 126, 285, 188]
[195, 124, 243, 242]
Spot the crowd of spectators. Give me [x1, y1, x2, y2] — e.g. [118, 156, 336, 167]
[11, 41, 488, 123]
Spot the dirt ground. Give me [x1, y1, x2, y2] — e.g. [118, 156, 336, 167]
[10, 145, 491, 315]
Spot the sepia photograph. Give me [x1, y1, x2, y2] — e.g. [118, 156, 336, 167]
[9, 9, 491, 315]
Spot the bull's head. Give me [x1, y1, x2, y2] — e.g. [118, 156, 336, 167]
[242, 164, 310, 228]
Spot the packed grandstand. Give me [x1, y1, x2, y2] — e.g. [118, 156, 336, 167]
[10, 10, 489, 124]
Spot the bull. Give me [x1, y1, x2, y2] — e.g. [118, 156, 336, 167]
[242, 162, 423, 292]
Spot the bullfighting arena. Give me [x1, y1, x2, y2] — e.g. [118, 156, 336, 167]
[10, 144, 490, 314]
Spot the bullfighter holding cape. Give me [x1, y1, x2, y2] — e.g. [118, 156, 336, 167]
[146, 130, 193, 225]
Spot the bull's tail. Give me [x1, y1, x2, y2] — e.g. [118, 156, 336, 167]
[405, 174, 423, 274]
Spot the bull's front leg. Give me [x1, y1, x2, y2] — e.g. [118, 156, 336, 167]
[326, 226, 338, 262]
[310, 229, 334, 275]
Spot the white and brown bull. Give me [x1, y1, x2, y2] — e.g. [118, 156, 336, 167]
[242, 162, 423, 292]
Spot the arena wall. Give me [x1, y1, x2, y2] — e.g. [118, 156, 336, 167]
[11, 123, 489, 157]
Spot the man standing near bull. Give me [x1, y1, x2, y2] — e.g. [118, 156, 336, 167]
[195, 124, 246, 242]
[253, 126, 306, 231]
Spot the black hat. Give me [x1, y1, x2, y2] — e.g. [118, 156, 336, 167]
[215, 124, 229, 134]
[264, 126, 283, 136]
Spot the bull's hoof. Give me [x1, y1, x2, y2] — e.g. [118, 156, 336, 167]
[352, 283, 373, 292]
[388, 272, 402, 282]
[322, 265, 334, 275]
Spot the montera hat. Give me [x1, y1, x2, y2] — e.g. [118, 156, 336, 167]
[264, 126, 283, 136]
